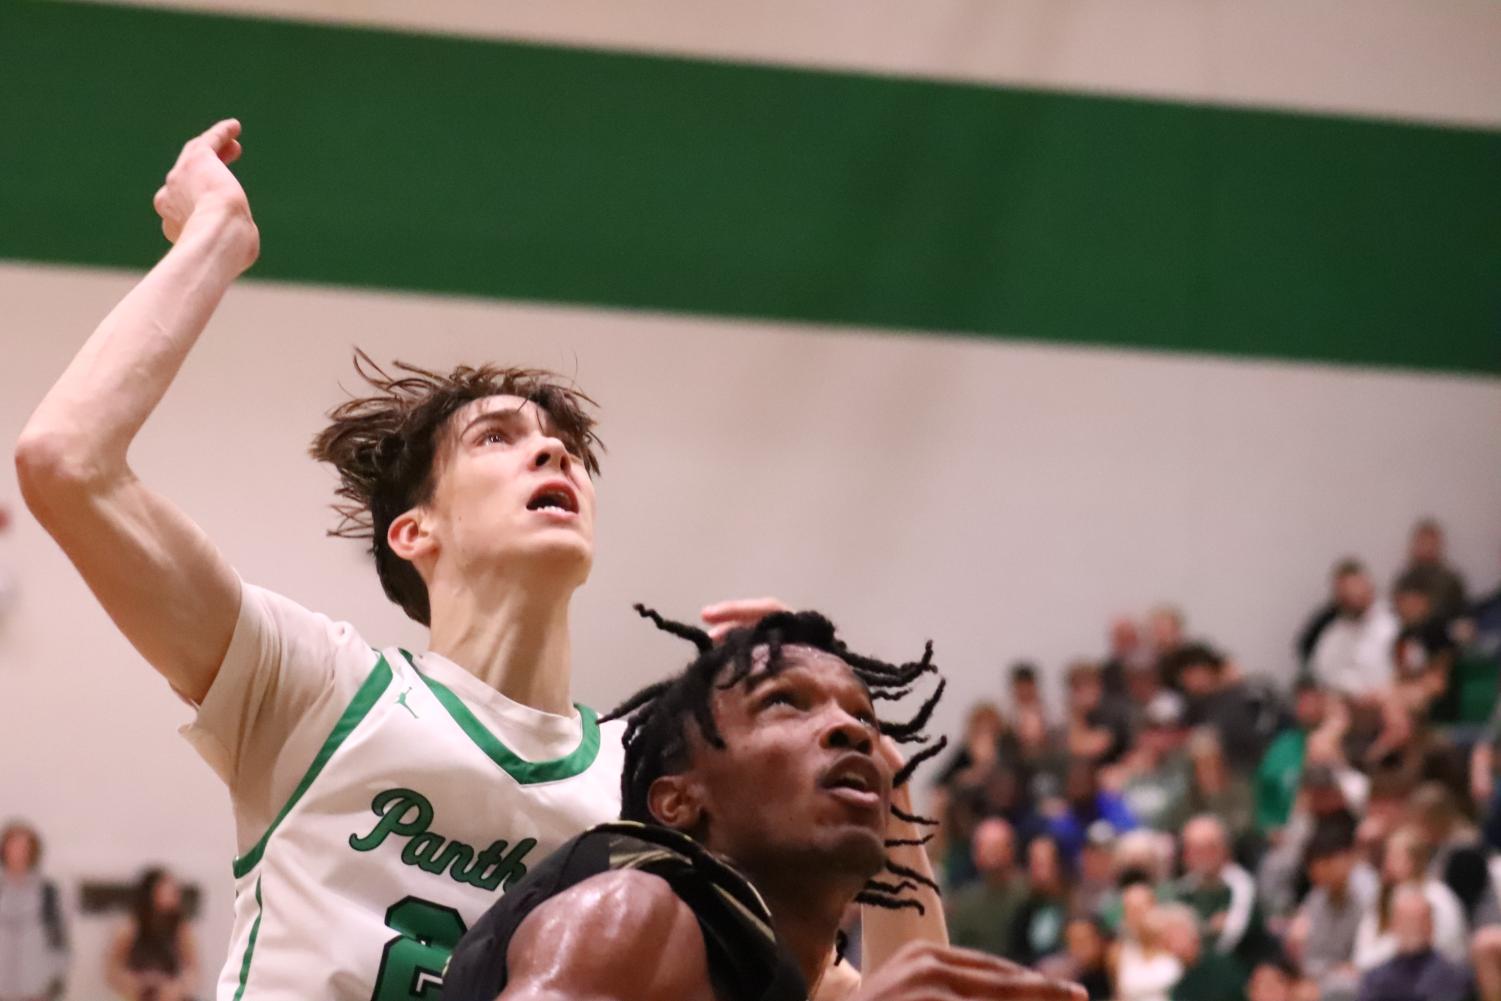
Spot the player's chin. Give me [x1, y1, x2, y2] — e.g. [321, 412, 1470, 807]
[819, 824, 888, 877]
[513, 527, 594, 570]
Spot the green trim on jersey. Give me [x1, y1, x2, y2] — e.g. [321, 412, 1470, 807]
[398, 650, 602, 785]
[231, 878, 263, 1001]
[232, 654, 395, 879]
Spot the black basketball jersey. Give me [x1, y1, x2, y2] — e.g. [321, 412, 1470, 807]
[442, 821, 809, 1001]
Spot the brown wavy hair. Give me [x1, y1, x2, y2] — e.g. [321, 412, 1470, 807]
[309, 351, 603, 625]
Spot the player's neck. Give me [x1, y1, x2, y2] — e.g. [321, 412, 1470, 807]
[750, 871, 854, 992]
[427, 580, 575, 716]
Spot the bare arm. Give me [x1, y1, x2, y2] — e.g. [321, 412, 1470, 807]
[498, 870, 715, 1001]
[104, 924, 140, 999]
[14, 120, 258, 703]
[174, 923, 200, 996]
[860, 738, 948, 974]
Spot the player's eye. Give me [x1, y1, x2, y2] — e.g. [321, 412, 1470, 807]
[759, 690, 800, 711]
[480, 429, 510, 445]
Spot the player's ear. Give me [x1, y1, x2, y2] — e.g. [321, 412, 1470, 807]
[646, 774, 705, 833]
[387, 507, 435, 564]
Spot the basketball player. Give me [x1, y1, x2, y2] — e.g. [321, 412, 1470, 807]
[444, 608, 1083, 1001]
[15, 121, 943, 999]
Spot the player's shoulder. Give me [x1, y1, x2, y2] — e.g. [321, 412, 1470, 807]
[241, 581, 371, 649]
[562, 867, 692, 922]
[507, 870, 711, 996]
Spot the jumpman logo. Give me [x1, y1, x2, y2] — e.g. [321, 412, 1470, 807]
[395, 687, 419, 719]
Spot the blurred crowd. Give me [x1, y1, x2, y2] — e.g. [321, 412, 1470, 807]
[932, 518, 1501, 1001]
[0, 823, 199, 1001]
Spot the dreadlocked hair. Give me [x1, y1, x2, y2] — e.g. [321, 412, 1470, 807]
[309, 349, 603, 626]
[602, 604, 948, 917]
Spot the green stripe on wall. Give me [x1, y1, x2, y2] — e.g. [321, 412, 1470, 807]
[2, 1, 1497, 374]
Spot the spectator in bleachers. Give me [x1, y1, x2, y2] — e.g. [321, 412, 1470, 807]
[1246, 958, 1312, 1001]
[1059, 660, 1133, 769]
[1392, 572, 1462, 718]
[1009, 660, 1049, 725]
[1186, 729, 1255, 847]
[1073, 822, 1119, 918]
[1012, 833, 1072, 966]
[1047, 759, 1139, 865]
[106, 867, 199, 1001]
[931, 701, 1005, 884]
[1172, 644, 1277, 776]
[1397, 519, 1469, 623]
[1356, 885, 1472, 1001]
[946, 818, 1027, 957]
[1309, 559, 1400, 700]
[1116, 878, 1184, 1001]
[1095, 830, 1177, 936]
[0, 821, 68, 1001]
[1286, 821, 1376, 1001]
[1471, 693, 1501, 853]
[1407, 782, 1498, 925]
[1261, 766, 1363, 922]
[1102, 616, 1148, 706]
[1254, 679, 1327, 838]
[1174, 815, 1269, 966]
[1159, 901, 1248, 1001]
[931, 524, 1501, 1001]
[1008, 661, 1053, 774]
[1147, 604, 1188, 686]
[1354, 827, 1468, 973]
[1112, 692, 1193, 833]
[1058, 915, 1114, 1000]
[1467, 556, 1501, 664]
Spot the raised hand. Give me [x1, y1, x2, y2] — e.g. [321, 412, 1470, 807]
[850, 942, 1086, 1001]
[700, 596, 789, 643]
[151, 118, 258, 271]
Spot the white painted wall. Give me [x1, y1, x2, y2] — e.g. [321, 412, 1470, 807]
[2, 261, 1498, 996]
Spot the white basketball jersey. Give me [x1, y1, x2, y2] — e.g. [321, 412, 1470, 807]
[214, 648, 625, 1000]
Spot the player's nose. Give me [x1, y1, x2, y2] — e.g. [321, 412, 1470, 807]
[819, 710, 873, 755]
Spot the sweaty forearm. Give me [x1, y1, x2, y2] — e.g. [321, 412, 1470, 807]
[18, 205, 254, 486]
[860, 803, 947, 972]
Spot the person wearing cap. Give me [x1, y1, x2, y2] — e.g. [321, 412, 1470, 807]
[1112, 691, 1194, 834]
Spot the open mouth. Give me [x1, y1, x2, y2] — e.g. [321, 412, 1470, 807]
[820, 755, 884, 810]
[526, 481, 579, 516]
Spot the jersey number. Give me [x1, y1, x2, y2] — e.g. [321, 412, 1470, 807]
[371, 897, 468, 1001]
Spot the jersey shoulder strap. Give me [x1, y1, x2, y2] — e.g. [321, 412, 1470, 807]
[443, 821, 807, 1001]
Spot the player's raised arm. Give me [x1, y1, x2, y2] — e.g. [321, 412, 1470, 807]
[14, 120, 259, 703]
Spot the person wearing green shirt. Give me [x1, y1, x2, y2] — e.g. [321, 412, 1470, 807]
[1254, 679, 1327, 834]
[1160, 902, 1250, 1001]
[946, 817, 1028, 959]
